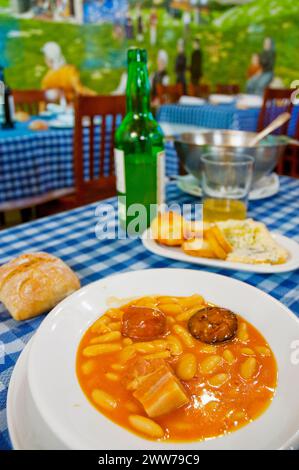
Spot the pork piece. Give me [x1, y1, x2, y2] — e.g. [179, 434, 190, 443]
[121, 306, 167, 340]
[188, 306, 238, 344]
[128, 358, 189, 418]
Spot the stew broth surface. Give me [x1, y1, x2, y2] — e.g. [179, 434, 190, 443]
[76, 295, 277, 442]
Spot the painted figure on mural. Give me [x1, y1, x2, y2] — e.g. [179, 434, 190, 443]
[41, 42, 95, 101]
[190, 38, 203, 86]
[151, 50, 169, 100]
[175, 39, 187, 94]
[149, 8, 158, 46]
[136, 3, 144, 42]
[246, 37, 276, 95]
[125, 12, 134, 40]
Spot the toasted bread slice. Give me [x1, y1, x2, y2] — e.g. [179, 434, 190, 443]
[151, 212, 187, 246]
[209, 225, 233, 254]
[215, 219, 289, 265]
[183, 238, 215, 258]
[184, 220, 205, 240]
[205, 228, 228, 260]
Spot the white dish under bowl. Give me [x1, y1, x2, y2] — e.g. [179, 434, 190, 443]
[7, 340, 65, 450]
[8, 269, 299, 449]
[176, 173, 280, 201]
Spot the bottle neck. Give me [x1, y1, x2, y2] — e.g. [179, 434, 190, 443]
[126, 59, 150, 115]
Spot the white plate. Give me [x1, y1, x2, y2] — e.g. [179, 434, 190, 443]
[49, 120, 74, 129]
[7, 341, 31, 450]
[179, 96, 206, 106]
[142, 231, 299, 273]
[176, 173, 280, 201]
[7, 339, 68, 450]
[236, 94, 263, 109]
[209, 94, 235, 105]
[23, 269, 299, 449]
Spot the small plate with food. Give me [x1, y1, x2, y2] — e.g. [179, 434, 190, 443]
[9, 268, 299, 449]
[142, 212, 299, 273]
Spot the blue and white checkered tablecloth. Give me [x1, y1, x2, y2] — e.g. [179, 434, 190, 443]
[0, 176, 299, 449]
[0, 122, 179, 204]
[157, 103, 299, 135]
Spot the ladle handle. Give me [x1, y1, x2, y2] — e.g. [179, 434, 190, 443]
[249, 112, 291, 147]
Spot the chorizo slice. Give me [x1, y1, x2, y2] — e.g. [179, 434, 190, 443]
[121, 306, 167, 340]
[188, 306, 238, 344]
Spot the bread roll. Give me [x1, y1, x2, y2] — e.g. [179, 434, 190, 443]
[29, 120, 48, 131]
[0, 252, 80, 321]
[183, 238, 215, 258]
[15, 111, 30, 122]
[151, 212, 188, 246]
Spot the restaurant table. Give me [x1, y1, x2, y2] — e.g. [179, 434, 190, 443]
[0, 176, 299, 449]
[0, 120, 180, 206]
[157, 103, 299, 135]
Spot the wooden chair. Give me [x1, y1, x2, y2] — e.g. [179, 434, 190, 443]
[13, 89, 48, 115]
[188, 83, 211, 98]
[216, 84, 240, 95]
[73, 94, 126, 203]
[277, 109, 299, 178]
[156, 83, 184, 105]
[257, 88, 294, 134]
[38, 95, 126, 215]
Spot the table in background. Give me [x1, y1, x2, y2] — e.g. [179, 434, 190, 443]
[0, 121, 179, 206]
[0, 176, 299, 449]
[157, 103, 299, 135]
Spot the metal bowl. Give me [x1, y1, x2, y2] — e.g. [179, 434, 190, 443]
[174, 130, 286, 184]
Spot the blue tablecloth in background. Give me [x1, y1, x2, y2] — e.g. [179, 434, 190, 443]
[0, 176, 299, 449]
[1, 105, 298, 206]
[0, 121, 179, 205]
[157, 103, 299, 136]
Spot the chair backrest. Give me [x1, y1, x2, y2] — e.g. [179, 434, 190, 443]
[188, 83, 211, 98]
[257, 88, 294, 134]
[216, 84, 240, 95]
[156, 83, 183, 104]
[73, 95, 126, 189]
[276, 109, 299, 178]
[295, 111, 299, 140]
[12, 89, 47, 115]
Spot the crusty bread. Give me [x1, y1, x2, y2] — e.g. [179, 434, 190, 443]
[209, 225, 233, 254]
[205, 226, 232, 260]
[151, 212, 190, 246]
[215, 219, 289, 265]
[15, 111, 30, 122]
[0, 252, 80, 321]
[29, 120, 48, 131]
[183, 238, 215, 258]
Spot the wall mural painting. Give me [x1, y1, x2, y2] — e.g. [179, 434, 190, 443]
[0, 0, 298, 95]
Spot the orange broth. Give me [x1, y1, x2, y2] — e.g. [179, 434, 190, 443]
[76, 295, 277, 442]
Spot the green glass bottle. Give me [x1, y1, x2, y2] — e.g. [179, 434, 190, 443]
[114, 48, 165, 234]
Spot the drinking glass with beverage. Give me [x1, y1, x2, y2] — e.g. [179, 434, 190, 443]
[200, 151, 254, 222]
